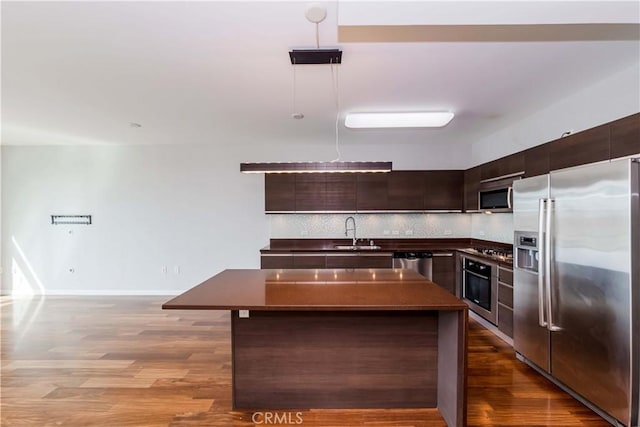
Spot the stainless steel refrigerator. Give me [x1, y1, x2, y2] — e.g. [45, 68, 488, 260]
[513, 158, 639, 427]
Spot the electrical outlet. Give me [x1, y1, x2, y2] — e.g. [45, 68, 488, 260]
[405, 230, 413, 236]
[239, 310, 250, 318]
[444, 229, 452, 236]
[174, 266, 181, 274]
[383, 230, 390, 235]
[161, 266, 167, 274]
[478, 230, 486, 236]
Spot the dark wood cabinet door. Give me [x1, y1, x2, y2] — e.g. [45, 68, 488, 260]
[549, 124, 610, 171]
[325, 174, 357, 211]
[387, 171, 425, 210]
[356, 255, 392, 268]
[265, 175, 295, 211]
[356, 173, 388, 210]
[610, 113, 640, 159]
[293, 255, 326, 269]
[431, 252, 455, 294]
[325, 255, 357, 269]
[295, 174, 325, 211]
[463, 166, 481, 212]
[523, 143, 551, 177]
[480, 152, 525, 181]
[423, 170, 463, 211]
[261, 255, 294, 269]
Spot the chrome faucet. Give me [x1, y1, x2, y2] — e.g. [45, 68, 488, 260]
[345, 216, 357, 246]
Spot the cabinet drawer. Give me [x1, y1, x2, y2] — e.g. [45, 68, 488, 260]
[326, 255, 357, 269]
[326, 254, 393, 269]
[261, 255, 294, 269]
[356, 255, 392, 269]
[498, 283, 513, 309]
[498, 304, 514, 338]
[293, 255, 326, 269]
[498, 267, 513, 286]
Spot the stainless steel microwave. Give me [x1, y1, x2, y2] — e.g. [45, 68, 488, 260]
[478, 172, 524, 212]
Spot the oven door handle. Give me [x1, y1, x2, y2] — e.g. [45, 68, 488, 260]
[464, 270, 491, 281]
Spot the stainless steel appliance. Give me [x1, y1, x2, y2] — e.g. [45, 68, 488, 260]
[513, 158, 639, 427]
[478, 171, 524, 212]
[462, 254, 498, 324]
[392, 252, 433, 280]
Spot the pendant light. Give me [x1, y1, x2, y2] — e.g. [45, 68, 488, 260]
[240, 3, 392, 174]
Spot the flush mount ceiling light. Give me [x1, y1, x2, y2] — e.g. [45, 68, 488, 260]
[240, 161, 392, 174]
[345, 112, 455, 129]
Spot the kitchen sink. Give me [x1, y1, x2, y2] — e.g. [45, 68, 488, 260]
[334, 245, 382, 250]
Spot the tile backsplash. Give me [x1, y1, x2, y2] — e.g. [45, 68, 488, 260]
[269, 213, 514, 244]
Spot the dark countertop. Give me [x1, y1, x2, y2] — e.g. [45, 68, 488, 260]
[162, 268, 468, 311]
[261, 238, 514, 266]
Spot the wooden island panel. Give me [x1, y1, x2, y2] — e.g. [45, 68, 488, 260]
[233, 311, 439, 409]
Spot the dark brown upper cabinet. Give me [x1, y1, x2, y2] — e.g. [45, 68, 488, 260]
[356, 173, 389, 210]
[549, 124, 610, 171]
[387, 171, 425, 210]
[295, 174, 326, 211]
[523, 143, 551, 178]
[480, 152, 525, 181]
[295, 174, 357, 211]
[265, 174, 295, 211]
[463, 166, 481, 212]
[324, 175, 357, 211]
[610, 113, 640, 160]
[423, 170, 464, 211]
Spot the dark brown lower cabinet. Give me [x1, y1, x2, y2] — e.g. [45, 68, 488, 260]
[431, 252, 456, 295]
[261, 255, 294, 269]
[261, 253, 392, 270]
[497, 266, 514, 338]
[324, 254, 393, 269]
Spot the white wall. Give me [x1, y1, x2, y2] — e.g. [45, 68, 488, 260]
[2, 61, 636, 295]
[469, 61, 640, 166]
[2, 144, 268, 295]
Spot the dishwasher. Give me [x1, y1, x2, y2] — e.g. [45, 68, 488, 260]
[392, 251, 433, 280]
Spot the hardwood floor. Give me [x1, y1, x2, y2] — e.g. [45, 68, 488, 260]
[1, 296, 609, 426]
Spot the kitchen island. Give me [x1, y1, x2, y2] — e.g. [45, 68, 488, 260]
[163, 268, 468, 427]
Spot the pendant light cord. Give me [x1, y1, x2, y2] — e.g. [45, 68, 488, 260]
[292, 58, 298, 115]
[330, 59, 341, 162]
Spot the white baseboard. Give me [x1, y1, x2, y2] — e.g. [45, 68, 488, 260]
[7, 290, 180, 296]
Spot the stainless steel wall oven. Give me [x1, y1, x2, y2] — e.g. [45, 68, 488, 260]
[462, 255, 498, 324]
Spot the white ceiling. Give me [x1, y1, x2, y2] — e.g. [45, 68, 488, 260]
[2, 1, 639, 151]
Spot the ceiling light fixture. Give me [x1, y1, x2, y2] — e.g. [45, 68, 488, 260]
[241, 4, 392, 175]
[345, 112, 455, 129]
[240, 161, 392, 174]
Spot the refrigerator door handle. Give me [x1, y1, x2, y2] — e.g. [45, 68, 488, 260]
[508, 186, 513, 210]
[537, 198, 548, 328]
[545, 198, 561, 332]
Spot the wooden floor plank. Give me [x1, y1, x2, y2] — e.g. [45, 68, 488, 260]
[1, 296, 610, 426]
